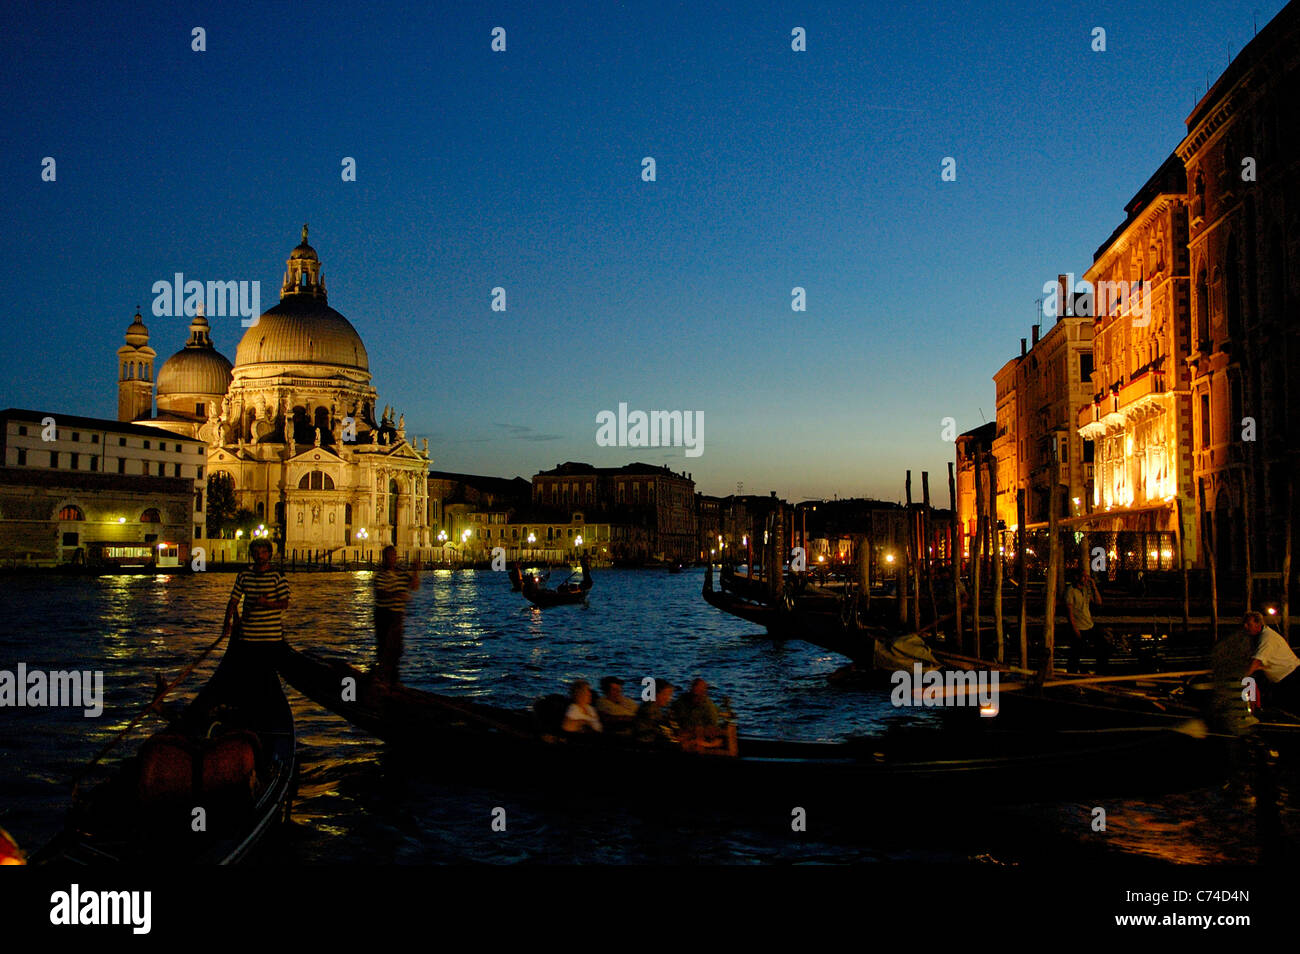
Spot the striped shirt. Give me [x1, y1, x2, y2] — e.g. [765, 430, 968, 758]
[374, 569, 411, 611]
[230, 570, 290, 642]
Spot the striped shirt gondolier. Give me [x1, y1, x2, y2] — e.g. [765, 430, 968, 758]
[374, 568, 410, 611]
[230, 570, 290, 642]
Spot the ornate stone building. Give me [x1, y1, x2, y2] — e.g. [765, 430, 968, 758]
[1176, 2, 1300, 583]
[117, 227, 433, 557]
[1076, 155, 1195, 570]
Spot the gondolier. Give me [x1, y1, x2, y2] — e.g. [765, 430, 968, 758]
[374, 545, 420, 683]
[1244, 610, 1300, 714]
[222, 539, 290, 666]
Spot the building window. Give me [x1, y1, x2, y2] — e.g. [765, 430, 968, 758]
[89, 456, 98, 472]
[196, 403, 205, 417]
[50, 451, 58, 468]
[1080, 354, 1093, 383]
[298, 471, 335, 490]
[92, 434, 99, 444]
[141, 508, 161, 523]
[58, 505, 84, 520]
[195, 490, 203, 512]
[1201, 394, 1211, 449]
[62, 532, 79, 547]
[71, 432, 80, 441]
[195, 524, 202, 539]
[197, 466, 204, 478]
[118, 458, 126, 474]
[17, 425, 27, 436]
[16, 448, 26, 465]
[70, 453, 79, 469]
[143, 441, 150, 449]
[119, 437, 127, 446]
[173, 463, 181, 477]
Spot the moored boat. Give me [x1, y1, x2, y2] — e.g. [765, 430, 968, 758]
[278, 645, 1219, 808]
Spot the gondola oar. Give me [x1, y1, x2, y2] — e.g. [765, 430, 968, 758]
[69, 625, 231, 796]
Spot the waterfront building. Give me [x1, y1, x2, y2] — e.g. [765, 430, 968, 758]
[531, 462, 697, 562]
[955, 422, 996, 560]
[114, 227, 433, 559]
[0, 409, 204, 565]
[1175, 2, 1300, 587]
[991, 298, 1094, 537]
[1075, 155, 1195, 571]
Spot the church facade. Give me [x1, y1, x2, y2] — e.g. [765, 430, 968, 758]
[118, 227, 433, 558]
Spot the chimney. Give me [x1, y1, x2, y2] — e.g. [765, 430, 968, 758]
[1031, 324, 1040, 347]
[1020, 338, 1027, 357]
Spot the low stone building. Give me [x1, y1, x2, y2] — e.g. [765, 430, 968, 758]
[0, 409, 204, 566]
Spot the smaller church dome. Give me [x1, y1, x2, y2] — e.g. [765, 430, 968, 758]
[124, 311, 149, 347]
[157, 313, 233, 398]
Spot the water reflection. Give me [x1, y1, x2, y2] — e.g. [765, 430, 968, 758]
[2, 567, 1295, 863]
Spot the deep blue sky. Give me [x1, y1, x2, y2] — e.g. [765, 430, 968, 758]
[0, 0, 1283, 500]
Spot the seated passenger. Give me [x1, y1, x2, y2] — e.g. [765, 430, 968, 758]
[560, 680, 602, 734]
[634, 679, 677, 743]
[595, 676, 639, 726]
[671, 677, 722, 731]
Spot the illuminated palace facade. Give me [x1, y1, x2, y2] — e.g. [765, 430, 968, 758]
[117, 228, 434, 557]
[1077, 155, 1195, 567]
[984, 2, 1300, 584]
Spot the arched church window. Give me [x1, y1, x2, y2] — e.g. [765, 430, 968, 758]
[140, 508, 161, 523]
[58, 505, 84, 521]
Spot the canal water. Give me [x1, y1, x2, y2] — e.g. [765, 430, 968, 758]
[1, 567, 1292, 863]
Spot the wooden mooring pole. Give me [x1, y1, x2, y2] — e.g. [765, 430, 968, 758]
[922, 471, 938, 629]
[1017, 489, 1028, 669]
[987, 455, 1003, 663]
[1044, 485, 1061, 677]
[1199, 480, 1219, 643]
[971, 460, 984, 657]
[948, 461, 963, 650]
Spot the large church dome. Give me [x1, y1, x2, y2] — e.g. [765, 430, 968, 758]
[157, 314, 233, 398]
[235, 296, 370, 371]
[233, 225, 370, 372]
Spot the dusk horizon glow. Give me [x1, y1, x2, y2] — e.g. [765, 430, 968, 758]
[1, 0, 1284, 501]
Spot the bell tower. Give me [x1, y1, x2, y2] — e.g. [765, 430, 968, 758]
[117, 309, 156, 421]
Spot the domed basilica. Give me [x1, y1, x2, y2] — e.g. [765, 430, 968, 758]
[115, 227, 433, 555]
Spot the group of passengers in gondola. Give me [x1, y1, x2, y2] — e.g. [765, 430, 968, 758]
[556, 676, 729, 746]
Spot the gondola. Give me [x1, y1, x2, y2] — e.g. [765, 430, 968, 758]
[521, 554, 592, 608]
[278, 645, 1219, 808]
[703, 563, 899, 660]
[36, 636, 296, 865]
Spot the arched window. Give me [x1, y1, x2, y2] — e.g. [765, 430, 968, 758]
[140, 508, 161, 523]
[58, 505, 84, 521]
[298, 471, 334, 490]
[1195, 268, 1210, 348]
[345, 503, 353, 525]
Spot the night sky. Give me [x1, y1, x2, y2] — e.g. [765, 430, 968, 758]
[0, 0, 1282, 500]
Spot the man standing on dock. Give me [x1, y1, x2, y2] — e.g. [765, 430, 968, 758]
[1064, 569, 1108, 674]
[1244, 611, 1300, 714]
[374, 545, 420, 684]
